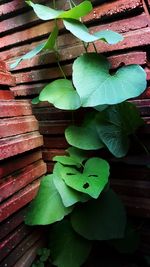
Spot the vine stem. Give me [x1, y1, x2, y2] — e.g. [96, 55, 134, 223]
[92, 42, 98, 53]
[68, 0, 73, 9]
[82, 41, 88, 53]
[54, 49, 67, 79]
[53, 0, 56, 9]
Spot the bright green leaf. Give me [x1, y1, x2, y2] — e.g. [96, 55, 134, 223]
[96, 102, 144, 157]
[53, 147, 87, 167]
[53, 163, 89, 207]
[49, 220, 92, 267]
[71, 189, 126, 240]
[10, 26, 58, 69]
[39, 79, 81, 110]
[64, 19, 123, 43]
[59, 157, 110, 199]
[73, 53, 147, 107]
[25, 175, 72, 225]
[58, 1, 93, 19]
[26, 1, 92, 20]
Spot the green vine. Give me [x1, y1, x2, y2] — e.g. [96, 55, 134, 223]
[11, 1, 148, 266]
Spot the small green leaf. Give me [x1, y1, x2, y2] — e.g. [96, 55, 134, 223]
[64, 19, 123, 43]
[58, 1, 93, 19]
[59, 157, 110, 199]
[53, 147, 87, 167]
[10, 26, 58, 69]
[96, 102, 144, 157]
[39, 79, 81, 110]
[32, 96, 40, 104]
[71, 189, 126, 240]
[49, 220, 92, 267]
[65, 112, 103, 150]
[67, 146, 88, 165]
[26, 1, 63, 20]
[26, 1, 92, 20]
[10, 43, 45, 69]
[53, 163, 89, 207]
[73, 53, 147, 107]
[65, 125, 103, 150]
[93, 104, 108, 112]
[25, 175, 72, 225]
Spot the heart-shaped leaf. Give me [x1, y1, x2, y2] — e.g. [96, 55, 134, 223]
[53, 163, 89, 207]
[64, 19, 123, 44]
[96, 102, 144, 157]
[73, 53, 147, 107]
[65, 112, 103, 150]
[71, 189, 126, 240]
[53, 147, 87, 167]
[49, 220, 92, 267]
[39, 79, 81, 110]
[10, 25, 58, 69]
[25, 175, 72, 225]
[59, 157, 110, 199]
[26, 1, 92, 20]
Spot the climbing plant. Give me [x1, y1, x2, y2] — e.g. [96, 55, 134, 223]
[11, 1, 147, 266]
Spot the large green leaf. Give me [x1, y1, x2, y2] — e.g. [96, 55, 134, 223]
[71, 189, 126, 240]
[10, 26, 58, 69]
[58, 157, 110, 199]
[53, 163, 89, 207]
[49, 220, 92, 267]
[73, 53, 147, 107]
[25, 175, 72, 225]
[53, 147, 87, 167]
[96, 102, 144, 157]
[65, 112, 103, 150]
[26, 1, 92, 20]
[39, 79, 81, 110]
[64, 19, 123, 43]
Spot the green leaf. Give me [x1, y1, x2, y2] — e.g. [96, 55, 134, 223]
[64, 19, 123, 43]
[73, 53, 147, 107]
[26, 1, 92, 20]
[10, 26, 58, 69]
[59, 157, 110, 199]
[108, 223, 140, 254]
[65, 112, 103, 150]
[39, 79, 81, 110]
[58, 1, 93, 19]
[53, 147, 87, 167]
[96, 102, 144, 157]
[65, 125, 103, 150]
[53, 163, 89, 207]
[93, 104, 108, 112]
[26, 1, 63, 20]
[25, 175, 72, 225]
[49, 220, 92, 267]
[71, 189, 126, 240]
[32, 96, 40, 104]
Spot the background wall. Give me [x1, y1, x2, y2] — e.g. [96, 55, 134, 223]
[0, 0, 150, 266]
